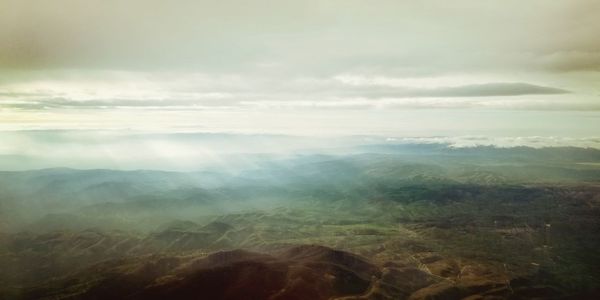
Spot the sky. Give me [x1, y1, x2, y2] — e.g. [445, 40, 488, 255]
[1, 0, 599, 138]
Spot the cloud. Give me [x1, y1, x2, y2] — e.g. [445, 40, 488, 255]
[0, 82, 572, 111]
[331, 82, 569, 99]
[418, 83, 568, 97]
[240, 96, 600, 111]
[393, 136, 600, 149]
[0, 0, 598, 136]
[538, 51, 600, 72]
[0, 70, 573, 112]
[1, 0, 599, 76]
[0, 98, 237, 110]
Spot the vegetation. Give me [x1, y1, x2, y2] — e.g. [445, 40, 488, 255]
[1, 145, 599, 299]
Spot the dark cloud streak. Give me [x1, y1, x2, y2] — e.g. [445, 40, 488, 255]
[0, 82, 570, 111]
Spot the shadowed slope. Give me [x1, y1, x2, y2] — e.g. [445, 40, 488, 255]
[19, 245, 379, 300]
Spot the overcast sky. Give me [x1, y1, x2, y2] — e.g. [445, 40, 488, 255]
[0, 0, 599, 137]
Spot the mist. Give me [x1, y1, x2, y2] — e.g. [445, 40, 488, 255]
[2, 1, 600, 299]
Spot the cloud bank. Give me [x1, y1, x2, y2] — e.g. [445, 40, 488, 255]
[0, 0, 598, 135]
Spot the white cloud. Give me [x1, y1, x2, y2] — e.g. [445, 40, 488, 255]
[0, 0, 599, 136]
[394, 136, 600, 149]
[333, 74, 497, 88]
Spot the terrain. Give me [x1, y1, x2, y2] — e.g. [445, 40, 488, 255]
[1, 144, 600, 299]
